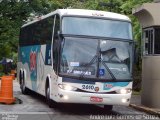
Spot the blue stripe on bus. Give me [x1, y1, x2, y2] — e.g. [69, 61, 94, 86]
[45, 44, 52, 65]
[103, 82, 129, 90]
[62, 78, 130, 89]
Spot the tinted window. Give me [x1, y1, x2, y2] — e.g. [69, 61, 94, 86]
[143, 27, 160, 55]
[154, 28, 160, 54]
[19, 16, 54, 46]
[62, 17, 132, 40]
[53, 15, 60, 73]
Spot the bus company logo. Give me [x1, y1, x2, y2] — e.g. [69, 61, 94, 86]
[30, 51, 37, 71]
[105, 84, 113, 88]
[94, 87, 99, 92]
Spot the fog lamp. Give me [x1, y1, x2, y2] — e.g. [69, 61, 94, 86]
[58, 84, 77, 91]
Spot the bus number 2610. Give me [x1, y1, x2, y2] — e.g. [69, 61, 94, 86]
[82, 85, 94, 90]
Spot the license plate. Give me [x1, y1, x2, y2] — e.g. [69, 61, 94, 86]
[90, 96, 103, 102]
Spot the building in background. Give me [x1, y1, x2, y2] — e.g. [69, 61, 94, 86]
[133, 0, 160, 108]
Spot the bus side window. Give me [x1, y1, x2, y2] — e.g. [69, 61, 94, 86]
[53, 15, 60, 74]
[36, 16, 55, 45]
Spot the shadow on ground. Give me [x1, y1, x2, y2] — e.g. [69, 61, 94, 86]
[25, 89, 120, 115]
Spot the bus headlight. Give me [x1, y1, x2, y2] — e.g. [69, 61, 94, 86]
[58, 84, 77, 91]
[121, 98, 129, 103]
[117, 88, 132, 94]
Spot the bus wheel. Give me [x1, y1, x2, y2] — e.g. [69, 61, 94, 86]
[46, 86, 55, 108]
[20, 73, 27, 94]
[104, 105, 113, 111]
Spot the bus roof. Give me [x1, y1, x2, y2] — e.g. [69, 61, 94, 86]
[22, 9, 131, 28]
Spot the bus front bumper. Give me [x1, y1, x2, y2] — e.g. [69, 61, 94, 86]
[53, 89, 131, 106]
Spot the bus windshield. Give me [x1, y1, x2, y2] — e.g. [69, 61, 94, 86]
[60, 37, 133, 81]
[62, 17, 132, 40]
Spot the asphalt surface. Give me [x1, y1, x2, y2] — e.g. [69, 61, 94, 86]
[0, 80, 159, 120]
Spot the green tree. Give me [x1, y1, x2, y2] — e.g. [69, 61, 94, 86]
[0, 0, 31, 60]
[0, 0, 56, 61]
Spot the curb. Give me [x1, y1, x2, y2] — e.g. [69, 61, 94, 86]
[130, 104, 160, 117]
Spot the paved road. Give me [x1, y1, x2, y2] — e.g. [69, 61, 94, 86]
[0, 81, 159, 120]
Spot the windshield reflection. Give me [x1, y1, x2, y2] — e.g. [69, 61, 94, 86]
[99, 40, 131, 80]
[62, 17, 132, 40]
[60, 37, 132, 81]
[60, 37, 98, 77]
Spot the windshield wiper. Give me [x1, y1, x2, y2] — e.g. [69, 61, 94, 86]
[79, 54, 116, 80]
[60, 35, 117, 80]
[97, 40, 116, 80]
[79, 40, 117, 81]
[101, 59, 117, 80]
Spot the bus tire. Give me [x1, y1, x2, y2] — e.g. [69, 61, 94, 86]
[45, 78, 56, 108]
[20, 72, 28, 94]
[46, 84, 57, 108]
[46, 87, 52, 108]
[104, 105, 113, 111]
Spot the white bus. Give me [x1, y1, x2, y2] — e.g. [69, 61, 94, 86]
[17, 9, 134, 110]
